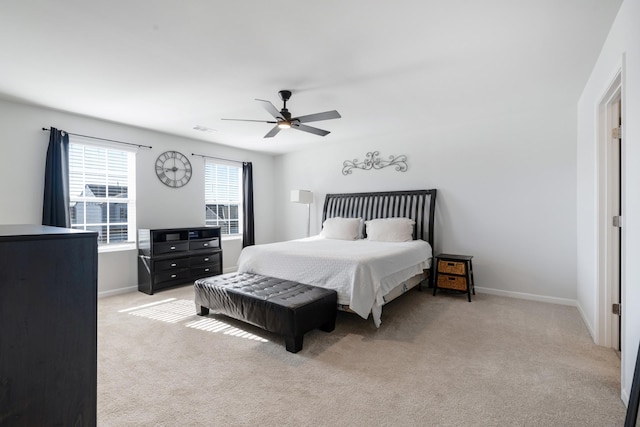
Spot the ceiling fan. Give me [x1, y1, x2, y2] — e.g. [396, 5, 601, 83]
[222, 90, 341, 138]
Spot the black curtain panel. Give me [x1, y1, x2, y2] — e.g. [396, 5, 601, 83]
[242, 162, 255, 247]
[42, 127, 71, 227]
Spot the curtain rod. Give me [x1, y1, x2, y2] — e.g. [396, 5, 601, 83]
[191, 152, 245, 165]
[42, 127, 152, 149]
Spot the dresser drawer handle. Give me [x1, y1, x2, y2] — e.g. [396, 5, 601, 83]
[171, 263, 177, 267]
[204, 268, 210, 272]
[171, 274, 177, 278]
[447, 277, 456, 281]
[203, 243, 209, 247]
[204, 258, 209, 262]
[447, 262, 456, 266]
[170, 246, 176, 250]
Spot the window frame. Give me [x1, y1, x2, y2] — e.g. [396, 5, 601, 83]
[68, 137, 137, 251]
[204, 159, 243, 237]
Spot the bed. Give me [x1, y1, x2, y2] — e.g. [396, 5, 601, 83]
[237, 189, 437, 327]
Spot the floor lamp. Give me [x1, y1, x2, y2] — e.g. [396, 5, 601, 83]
[290, 190, 313, 237]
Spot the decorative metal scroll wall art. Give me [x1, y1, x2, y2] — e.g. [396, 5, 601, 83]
[342, 151, 408, 175]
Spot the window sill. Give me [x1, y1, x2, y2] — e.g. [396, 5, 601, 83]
[222, 234, 243, 242]
[98, 242, 137, 253]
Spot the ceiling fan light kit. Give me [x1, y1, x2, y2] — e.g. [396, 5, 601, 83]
[222, 90, 341, 138]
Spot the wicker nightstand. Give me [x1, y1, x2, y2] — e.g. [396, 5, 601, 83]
[432, 254, 475, 302]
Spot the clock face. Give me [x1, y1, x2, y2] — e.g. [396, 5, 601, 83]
[155, 151, 192, 188]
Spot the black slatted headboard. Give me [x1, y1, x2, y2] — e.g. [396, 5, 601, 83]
[322, 189, 437, 246]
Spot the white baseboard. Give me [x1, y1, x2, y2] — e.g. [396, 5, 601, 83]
[475, 286, 577, 307]
[99, 269, 239, 298]
[102, 282, 578, 307]
[575, 300, 597, 342]
[98, 285, 138, 298]
[621, 388, 630, 407]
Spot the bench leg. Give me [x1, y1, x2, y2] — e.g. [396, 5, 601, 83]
[197, 306, 210, 316]
[284, 335, 303, 353]
[320, 318, 335, 333]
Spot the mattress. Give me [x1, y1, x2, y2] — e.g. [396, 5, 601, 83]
[236, 236, 432, 327]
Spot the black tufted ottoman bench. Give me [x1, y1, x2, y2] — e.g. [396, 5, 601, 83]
[194, 273, 337, 353]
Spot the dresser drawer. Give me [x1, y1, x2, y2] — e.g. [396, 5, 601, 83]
[437, 274, 468, 291]
[154, 257, 189, 271]
[189, 238, 219, 251]
[438, 260, 466, 275]
[155, 269, 191, 285]
[154, 241, 189, 255]
[190, 252, 221, 267]
[191, 265, 221, 278]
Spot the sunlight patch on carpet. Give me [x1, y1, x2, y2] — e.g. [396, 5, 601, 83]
[185, 318, 269, 343]
[118, 298, 177, 313]
[120, 298, 269, 343]
[122, 298, 195, 323]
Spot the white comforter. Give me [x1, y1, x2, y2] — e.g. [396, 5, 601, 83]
[236, 236, 432, 327]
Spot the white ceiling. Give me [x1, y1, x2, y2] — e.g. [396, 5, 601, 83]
[0, 0, 622, 154]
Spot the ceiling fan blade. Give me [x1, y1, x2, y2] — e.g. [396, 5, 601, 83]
[292, 124, 330, 137]
[264, 125, 281, 138]
[221, 118, 277, 123]
[255, 99, 283, 120]
[293, 110, 341, 124]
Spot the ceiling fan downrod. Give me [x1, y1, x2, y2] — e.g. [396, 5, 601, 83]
[278, 90, 292, 121]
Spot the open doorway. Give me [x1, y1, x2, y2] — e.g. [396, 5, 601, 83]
[597, 71, 622, 354]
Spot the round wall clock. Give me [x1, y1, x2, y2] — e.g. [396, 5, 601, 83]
[155, 151, 192, 188]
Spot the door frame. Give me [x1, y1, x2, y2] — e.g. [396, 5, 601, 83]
[596, 70, 622, 350]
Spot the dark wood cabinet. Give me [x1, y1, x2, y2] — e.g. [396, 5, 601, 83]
[0, 224, 98, 426]
[137, 227, 223, 294]
[432, 253, 475, 302]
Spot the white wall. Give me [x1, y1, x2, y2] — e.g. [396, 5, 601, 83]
[275, 104, 578, 303]
[0, 98, 277, 295]
[577, 0, 640, 403]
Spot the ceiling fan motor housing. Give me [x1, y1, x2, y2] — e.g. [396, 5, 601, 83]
[280, 110, 292, 121]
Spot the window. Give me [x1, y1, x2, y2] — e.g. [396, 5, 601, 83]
[205, 160, 242, 235]
[69, 139, 136, 246]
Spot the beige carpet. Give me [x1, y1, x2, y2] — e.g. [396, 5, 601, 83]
[97, 286, 625, 426]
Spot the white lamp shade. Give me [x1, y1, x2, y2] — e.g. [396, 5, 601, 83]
[290, 189, 313, 204]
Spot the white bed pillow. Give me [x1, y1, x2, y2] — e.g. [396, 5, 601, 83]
[320, 217, 362, 240]
[365, 217, 415, 242]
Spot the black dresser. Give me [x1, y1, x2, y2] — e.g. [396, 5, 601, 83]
[0, 224, 98, 426]
[137, 227, 223, 294]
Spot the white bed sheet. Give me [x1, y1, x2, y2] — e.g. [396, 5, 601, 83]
[236, 236, 432, 327]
